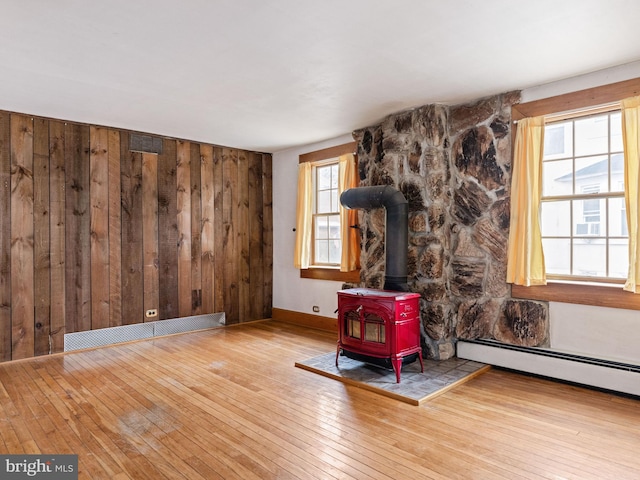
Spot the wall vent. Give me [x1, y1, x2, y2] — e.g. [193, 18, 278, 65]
[130, 133, 163, 154]
[64, 312, 225, 352]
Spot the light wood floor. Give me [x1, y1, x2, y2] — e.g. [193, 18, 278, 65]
[0, 320, 639, 479]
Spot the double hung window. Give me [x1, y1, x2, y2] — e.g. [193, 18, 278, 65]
[294, 142, 360, 281]
[312, 160, 341, 266]
[541, 109, 627, 282]
[509, 78, 640, 309]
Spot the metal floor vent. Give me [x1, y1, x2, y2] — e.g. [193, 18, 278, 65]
[64, 313, 226, 352]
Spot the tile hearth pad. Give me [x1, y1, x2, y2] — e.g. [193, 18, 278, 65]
[295, 353, 490, 405]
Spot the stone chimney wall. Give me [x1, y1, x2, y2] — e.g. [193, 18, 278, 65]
[352, 92, 549, 360]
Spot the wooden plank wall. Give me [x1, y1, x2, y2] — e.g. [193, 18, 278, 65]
[33, 118, 50, 356]
[0, 110, 273, 362]
[120, 134, 143, 326]
[0, 113, 12, 362]
[10, 115, 35, 360]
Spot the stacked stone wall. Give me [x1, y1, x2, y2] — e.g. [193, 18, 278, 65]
[352, 92, 549, 359]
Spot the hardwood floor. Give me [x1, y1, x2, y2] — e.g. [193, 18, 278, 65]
[0, 320, 638, 479]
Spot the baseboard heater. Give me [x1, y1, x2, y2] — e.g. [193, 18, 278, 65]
[64, 313, 226, 353]
[457, 339, 640, 397]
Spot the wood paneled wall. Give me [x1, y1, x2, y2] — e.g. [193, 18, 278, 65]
[0, 110, 273, 362]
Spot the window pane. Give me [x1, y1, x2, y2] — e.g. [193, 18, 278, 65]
[331, 189, 339, 212]
[573, 197, 605, 236]
[611, 112, 623, 152]
[608, 197, 628, 237]
[330, 164, 339, 188]
[315, 216, 328, 240]
[543, 159, 573, 196]
[575, 115, 608, 156]
[317, 165, 332, 190]
[315, 240, 329, 263]
[610, 238, 629, 278]
[317, 190, 332, 214]
[575, 156, 608, 193]
[328, 214, 340, 239]
[544, 122, 572, 159]
[573, 238, 606, 277]
[542, 238, 570, 275]
[610, 153, 624, 192]
[541, 200, 570, 236]
[329, 239, 341, 264]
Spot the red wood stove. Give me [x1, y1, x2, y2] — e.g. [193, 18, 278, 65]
[336, 288, 423, 383]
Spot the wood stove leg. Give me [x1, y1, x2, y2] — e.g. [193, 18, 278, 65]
[418, 350, 424, 373]
[335, 345, 341, 367]
[392, 357, 402, 383]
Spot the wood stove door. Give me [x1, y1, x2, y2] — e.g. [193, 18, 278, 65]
[339, 299, 392, 357]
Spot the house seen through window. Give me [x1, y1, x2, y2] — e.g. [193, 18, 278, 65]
[541, 109, 628, 282]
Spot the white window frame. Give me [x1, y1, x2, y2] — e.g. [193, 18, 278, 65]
[540, 108, 627, 284]
[311, 158, 341, 267]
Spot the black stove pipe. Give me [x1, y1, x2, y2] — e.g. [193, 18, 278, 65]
[340, 185, 408, 292]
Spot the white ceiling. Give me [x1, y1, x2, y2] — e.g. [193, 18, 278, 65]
[1, 1, 640, 153]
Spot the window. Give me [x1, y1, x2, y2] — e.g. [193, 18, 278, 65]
[313, 160, 341, 265]
[540, 109, 627, 282]
[295, 142, 360, 282]
[510, 77, 640, 310]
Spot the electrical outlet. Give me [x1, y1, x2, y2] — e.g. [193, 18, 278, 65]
[145, 309, 158, 318]
[312, 306, 320, 313]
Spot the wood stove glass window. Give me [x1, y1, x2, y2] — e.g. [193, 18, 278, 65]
[344, 310, 360, 339]
[343, 309, 386, 344]
[364, 313, 385, 344]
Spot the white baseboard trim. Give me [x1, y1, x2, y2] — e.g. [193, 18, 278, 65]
[457, 340, 640, 397]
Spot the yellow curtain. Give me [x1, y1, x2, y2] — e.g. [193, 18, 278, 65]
[338, 153, 360, 271]
[294, 162, 312, 269]
[622, 96, 640, 293]
[506, 116, 547, 286]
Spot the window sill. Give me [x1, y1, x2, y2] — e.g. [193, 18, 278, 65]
[511, 281, 640, 311]
[300, 267, 360, 283]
